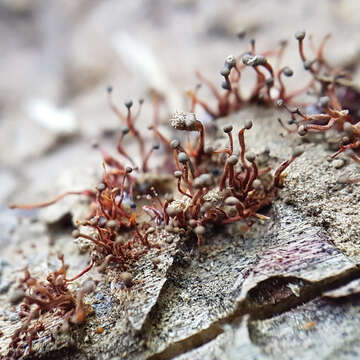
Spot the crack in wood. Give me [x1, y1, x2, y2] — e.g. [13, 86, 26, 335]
[147, 266, 360, 360]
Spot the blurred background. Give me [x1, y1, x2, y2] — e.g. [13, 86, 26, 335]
[0, 0, 359, 236]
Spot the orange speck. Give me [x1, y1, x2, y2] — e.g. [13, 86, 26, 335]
[130, 213, 137, 226]
[27, 278, 37, 286]
[240, 224, 250, 232]
[71, 309, 86, 324]
[185, 89, 195, 98]
[302, 320, 316, 331]
[96, 326, 104, 334]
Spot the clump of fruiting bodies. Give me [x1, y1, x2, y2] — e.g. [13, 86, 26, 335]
[6, 255, 94, 358]
[189, 30, 360, 184]
[13, 29, 360, 358]
[276, 31, 360, 183]
[9, 88, 301, 271]
[187, 37, 303, 118]
[166, 112, 302, 244]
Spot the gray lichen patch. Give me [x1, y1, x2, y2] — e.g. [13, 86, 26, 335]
[249, 297, 360, 360]
[142, 231, 251, 358]
[138, 203, 359, 360]
[282, 143, 360, 261]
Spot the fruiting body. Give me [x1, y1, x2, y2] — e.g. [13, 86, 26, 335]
[6, 256, 92, 357]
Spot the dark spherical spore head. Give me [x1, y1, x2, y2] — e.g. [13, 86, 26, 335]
[130, 202, 136, 210]
[139, 98, 145, 105]
[252, 179, 262, 190]
[202, 201, 212, 211]
[166, 206, 180, 217]
[223, 124, 233, 133]
[211, 168, 221, 177]
[170, 139, 180, 149]
[245, 151, 256, 162]
[244, 54, 266, 67]
[298, 125, 307, 136]
[91, 139, 99, 149]
[220, 67, 230, 77]
[174, 171, 182, 179]
[193, 177, 205, 189]
[244, 120, 253, 130]
[254, 55, 267, 66]
[282, 67, 293, 77]
[266, 77, 274, 87]
[107, 86, 113, 93]
[194, 225, 206, 235]
[188, 219, 197, 227]
[242, 53, 253, 66]
[288, 118, 295, 125]
[225, 196, 240, 206]
[303, 60, 312, 70]
[225, 55, 237, 68]
[178, 152, 189, 163]
[122, 127, 130, 135]
[199, 173, 214, 187]
[295, 30, 306, 40]
[227, 155, 239, 165]
[98, 216, 107, 227]
[96, 183, 106, 192]
[152, 144, 160, 150]
[124, 100, 133, 109]
[237, 29, 246, 39]
[221, 80, 231, 90]
[126, 166, 133, 173]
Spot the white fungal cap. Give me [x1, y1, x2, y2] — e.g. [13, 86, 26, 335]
[169, 111, 199, 131]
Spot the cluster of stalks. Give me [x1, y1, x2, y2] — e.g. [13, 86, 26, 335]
[166, 111, 302, 244]
[187, 35, 310, 119]
[276, 31, 360, 182]
[6, 255, 94, 358]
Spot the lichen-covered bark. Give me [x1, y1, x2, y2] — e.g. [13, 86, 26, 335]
[2, 104, 360, 359]
[1, 1, 360, 359]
